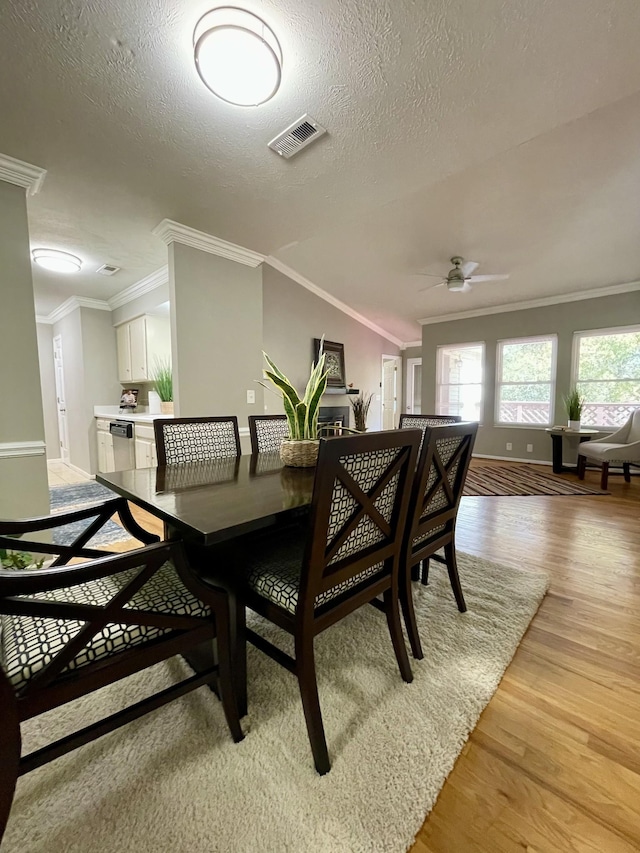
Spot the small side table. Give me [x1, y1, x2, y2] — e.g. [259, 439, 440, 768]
[545, 428, 600, 474]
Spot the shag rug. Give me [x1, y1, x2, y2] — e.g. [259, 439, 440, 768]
[49, 482, 128, 546]
[3, 554, 549, 853]
[463, 463, 608, 496]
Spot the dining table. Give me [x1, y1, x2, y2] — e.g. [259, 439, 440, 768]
[97, 453, 316, 716]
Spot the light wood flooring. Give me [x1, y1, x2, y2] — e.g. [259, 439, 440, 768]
[50, 460, 640, 851]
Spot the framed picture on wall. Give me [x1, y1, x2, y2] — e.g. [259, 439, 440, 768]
[313, 338, 346, 388]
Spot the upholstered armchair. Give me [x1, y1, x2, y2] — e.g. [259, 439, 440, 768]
[577, 409, 640, 489]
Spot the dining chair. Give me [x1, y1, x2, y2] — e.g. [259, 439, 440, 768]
[248, 414, 289, 454]
[400, 421, 478, 660]
[236, 428, 420, 774]
[154, 416, 241, 464]
[577, 408, 640, 489]
[0, 498, 243, 841]
[398, 413, 462, 454]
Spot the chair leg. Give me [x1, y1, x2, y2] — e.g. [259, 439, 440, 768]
[444, 542, 467, 613]
[577, 454, 586, 480]
[410, 563, 420, 582]
[623, 463, 631, 483]
[600, 462, 609, 490]
[383, 588, 413, 683]
[214, 605, 244, 743]
[0, 675, 20, 843]
[400, 562, 423, 660]
[420, 558, 430, 585]
[295, 634, 331, 775]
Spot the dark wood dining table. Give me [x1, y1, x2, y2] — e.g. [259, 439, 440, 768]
[97, 453, 316, 716]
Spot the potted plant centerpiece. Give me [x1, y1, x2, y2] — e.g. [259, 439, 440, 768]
[564, 387, 585, 430]
[260, 349, 329, 467]
[349, 391, 373, 432]
[153, 358, 174, 415]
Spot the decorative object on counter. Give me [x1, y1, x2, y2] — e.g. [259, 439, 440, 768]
[313, 338, 345, 389]
[563, 387, 585, 430]
[148, 390, 162, 415]
[153, 358, 174, 415]
[119, 388, 138, 411]
[349, 391, 373, 432]
[259, 347, 329, 467]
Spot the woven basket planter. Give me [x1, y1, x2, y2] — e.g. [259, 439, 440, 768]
[280, 439, 320, 468]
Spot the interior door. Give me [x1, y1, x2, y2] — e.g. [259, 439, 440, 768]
[405, 358, 422, 414]
[53, 335, 69, 463]
[381, 356, 401, 430]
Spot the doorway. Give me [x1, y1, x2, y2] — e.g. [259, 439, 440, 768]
[381, 355, 402, 430]
[405, 358, 422, 415]
[53, 335, 69, 463]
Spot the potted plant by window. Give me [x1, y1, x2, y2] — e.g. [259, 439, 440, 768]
[260, 350, 329, 467]
[564, 388, 584, 430]
[349, 391, 373, 432]
[153, 359, 173, 415]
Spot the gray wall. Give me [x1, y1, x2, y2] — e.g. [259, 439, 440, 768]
[0, 181, 49, 517]
[36, 323, 60, 459]
[169, 244, 264, 436]
[262, 265, 400, 432]
[421, 291, 640, 463]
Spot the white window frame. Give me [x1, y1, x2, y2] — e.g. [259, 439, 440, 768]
[571, 324, 640, 429]
[495, 334, 557, 428]
[405, 357, 422, 415]
[435, 341, 485, 422]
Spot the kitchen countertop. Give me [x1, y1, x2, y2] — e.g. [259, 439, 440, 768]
[94, 406, 174, 424]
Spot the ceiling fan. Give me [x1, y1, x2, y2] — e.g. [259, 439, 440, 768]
[418, 256, 509, 293]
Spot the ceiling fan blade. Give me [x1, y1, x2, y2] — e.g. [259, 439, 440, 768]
[418, 280, 447, 292]
[415, 272, 446, 278]
[468, 274, 510, 283]
[460, 260, 479, 277]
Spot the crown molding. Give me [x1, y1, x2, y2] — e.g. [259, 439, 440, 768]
[265, 256, 404, 348]
[401, 340, 422, 350]
[152, 219, 265, 268]
[0, 153, 47, 195]
[0, 440, 46, 459]
[109, 266, 169, 310]
[37, 296, 111, 325]
[418, 280, 640, 326]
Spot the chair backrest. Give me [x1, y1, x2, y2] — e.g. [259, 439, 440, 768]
[248, 415, 289, 453]
[405, 422, 477, 559]
[398, 413, 463, 455]
[154, 417, 240, 464]
[626, 408, 640, 443]
[298, 429, 421, 616]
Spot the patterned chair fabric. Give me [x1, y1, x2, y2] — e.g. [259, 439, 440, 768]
[248, 415, 289, 454]
[398, 414, 462, 454]
[154, 417, 240, 464]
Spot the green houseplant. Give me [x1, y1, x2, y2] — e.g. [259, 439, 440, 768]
[349, 391, 374, 432]
[153, 358, 173, 415]
[563, 387, 585, 430]
[260, 349, 329, 467]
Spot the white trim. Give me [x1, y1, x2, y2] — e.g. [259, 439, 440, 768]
[381, 354, 403, 429]
[65, 461, 92, 479]
[46, 456, 62, 463]
[109, 266, 169, 310]
[472, 453, 552, 466]
[0, 440, 46, 459]
[436, 341, 485, 421]
[0, 153, 47, 195]
[266, 256, 404, 347]
[402, 340, 422, 349]
[494, 334, 557, 428]
[405, 357, 422, 416]
[152, 219, 264, 268]
[418, 280, 640, 325]
[571, 322, 640, 338]
[38, 296, 111, 325]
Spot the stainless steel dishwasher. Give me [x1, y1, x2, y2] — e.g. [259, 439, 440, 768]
[109, 420, 136, 470]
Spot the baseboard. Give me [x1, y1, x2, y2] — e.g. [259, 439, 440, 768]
[46, 457, 62, 463]
[64, 461, 92, 479]
[473, 453, 552, 466]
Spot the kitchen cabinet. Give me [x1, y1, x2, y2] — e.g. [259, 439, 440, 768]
[96, 419, 115, 473]
[134, 424, 158, 469]
[116, 315, 171, 383]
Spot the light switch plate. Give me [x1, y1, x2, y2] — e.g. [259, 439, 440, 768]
[246, 389, 256, 404]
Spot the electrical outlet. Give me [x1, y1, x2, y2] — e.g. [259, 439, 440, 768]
[246, 389, 255, 404]
[527, 443, 533, 452]
[506, 442, 513, 451]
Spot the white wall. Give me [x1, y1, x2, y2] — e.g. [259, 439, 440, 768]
[36, 323, 60, 459]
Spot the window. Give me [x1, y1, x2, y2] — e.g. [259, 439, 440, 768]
[436, 343, 484, 421]
[496, 335, 557, 426]
[572, 326, 640, 429]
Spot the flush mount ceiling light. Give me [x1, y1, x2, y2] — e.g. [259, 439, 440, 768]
[32, 248, 82, 273]
[193, 7, 282, 106]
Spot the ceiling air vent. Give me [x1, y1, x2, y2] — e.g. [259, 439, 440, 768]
[268, 114, 326, 159]
[96, 264, 120, 276]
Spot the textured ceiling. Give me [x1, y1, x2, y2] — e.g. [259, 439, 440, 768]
[2, 0, 640, 337]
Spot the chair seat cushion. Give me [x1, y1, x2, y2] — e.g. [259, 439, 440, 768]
[579, 442, 640, 463]
[1, 560, 210, 691]
[242, 530, 383, 615]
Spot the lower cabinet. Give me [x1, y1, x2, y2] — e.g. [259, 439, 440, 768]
[134, 424, 158, 469]
[96, 419, 115, 473]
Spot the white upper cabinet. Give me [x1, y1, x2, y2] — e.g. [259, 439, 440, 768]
[116, 315, 171, 383]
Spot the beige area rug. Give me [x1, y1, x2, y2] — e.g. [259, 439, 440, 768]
[3, 554, 549, 853]
[464, 463, 608, 496]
